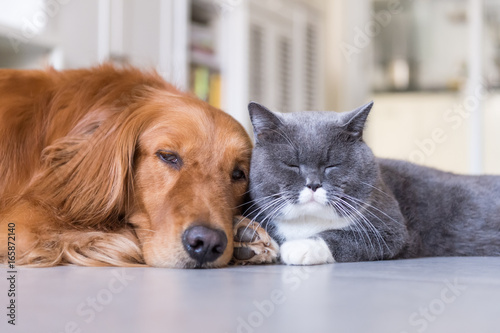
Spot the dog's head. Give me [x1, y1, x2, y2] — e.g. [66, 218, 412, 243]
[130, 92, 252, 268]
[41, 87, 251, 268]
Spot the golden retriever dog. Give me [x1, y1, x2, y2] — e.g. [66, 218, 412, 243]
[0, 65, 254, 268]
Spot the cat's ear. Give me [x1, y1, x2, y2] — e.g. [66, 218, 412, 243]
[340, 101, 373, 139]
[248, 102, 282, 143]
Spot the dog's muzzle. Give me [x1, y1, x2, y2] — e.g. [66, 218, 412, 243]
[182, 225, 227, 266]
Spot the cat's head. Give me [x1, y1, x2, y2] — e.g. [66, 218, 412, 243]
[247, 101, 378, 225]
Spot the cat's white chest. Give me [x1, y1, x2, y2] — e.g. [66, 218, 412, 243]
[274, 214, 351, 241]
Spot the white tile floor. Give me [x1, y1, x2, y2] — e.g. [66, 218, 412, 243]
[2, 257, 500, 333]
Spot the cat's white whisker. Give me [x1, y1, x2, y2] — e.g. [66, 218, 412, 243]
[338, 196, 392, 258]
[331, 199, 378, 256]
[360, 181, 393, 199]
[343, 193, 405, 227]
[328, 200, 367, 251]
[241, 191, 292, 218]
[240, 193, 294, 237]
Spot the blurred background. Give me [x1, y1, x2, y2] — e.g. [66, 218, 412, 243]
[0, 0, 499, 174]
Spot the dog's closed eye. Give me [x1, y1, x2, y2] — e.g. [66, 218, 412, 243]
[156, 150, 182, 169]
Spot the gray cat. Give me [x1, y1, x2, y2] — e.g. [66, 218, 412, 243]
[245, 101, 500, 265]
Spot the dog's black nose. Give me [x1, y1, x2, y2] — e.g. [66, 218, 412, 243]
[182, 225, 227, 265]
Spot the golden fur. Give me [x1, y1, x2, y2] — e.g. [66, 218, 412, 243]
[0, 65, 252, 268]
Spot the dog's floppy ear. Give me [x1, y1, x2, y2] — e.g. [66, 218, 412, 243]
[34, 108, 149, 228]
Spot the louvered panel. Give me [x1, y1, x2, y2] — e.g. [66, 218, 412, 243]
[304, 23, 318, 110]
[249, 24, 265, 104]
[278, 36, 292, 112]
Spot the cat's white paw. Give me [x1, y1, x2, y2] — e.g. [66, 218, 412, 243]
[280, 238, 335, 265]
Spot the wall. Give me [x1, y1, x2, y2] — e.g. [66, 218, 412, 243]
[323, 0, 372, 112]
[365, 92, 500, 174]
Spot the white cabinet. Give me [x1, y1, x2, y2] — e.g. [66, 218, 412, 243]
[246, 1, 323, 113]
[219, 0, 325, 130]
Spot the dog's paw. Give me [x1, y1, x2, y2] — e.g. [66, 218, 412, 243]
[280, 238, 334, 266]
[231, 216, 279, 265]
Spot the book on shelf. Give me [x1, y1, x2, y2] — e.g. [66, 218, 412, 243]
[189, 22, 222, 109]
[208, 71, 221, 108]
[190, 64, 222, 109]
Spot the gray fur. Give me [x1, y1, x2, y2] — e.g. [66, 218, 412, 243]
[246, 101, 500, 262]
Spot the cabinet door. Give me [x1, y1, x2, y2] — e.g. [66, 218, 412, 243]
[296, 6, 323, 112]
[248, 2, 323, 113]
[248, 4, 293, 112]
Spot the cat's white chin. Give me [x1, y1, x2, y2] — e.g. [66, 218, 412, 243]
[298, 187, 328, 205]
[274, 213, 351, 241]
[280, 238, 335, 265]
[280, 187, 334, 220]
[274, 187, 352, 242]
[280, 201, 335, 220]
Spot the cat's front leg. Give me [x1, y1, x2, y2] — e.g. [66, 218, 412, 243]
[317, 227, 405, 262]
[280, 238, 334, 265]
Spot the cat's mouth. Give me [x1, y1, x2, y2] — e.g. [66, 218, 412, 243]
[298, 187, 328, 206]
[280, 198, 338, 221]
[271, 187, 335, 220]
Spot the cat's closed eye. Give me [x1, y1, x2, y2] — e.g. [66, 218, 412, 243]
[325, 164, 341, 172]
[283, 162, 300, 171]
